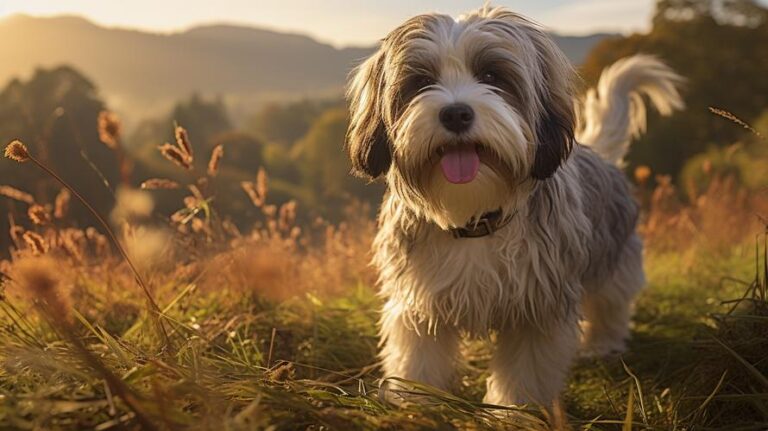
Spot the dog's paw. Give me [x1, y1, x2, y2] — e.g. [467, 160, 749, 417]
[580, 336, 629, 359]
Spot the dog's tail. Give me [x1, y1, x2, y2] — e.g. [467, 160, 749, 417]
[576, 55, 684, 166]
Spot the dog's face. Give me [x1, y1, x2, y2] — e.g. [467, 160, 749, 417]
[346, 7, 576, 229]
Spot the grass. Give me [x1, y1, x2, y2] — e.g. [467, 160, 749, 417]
[1, 233, 765, 430]
[0, 124, 767, 430]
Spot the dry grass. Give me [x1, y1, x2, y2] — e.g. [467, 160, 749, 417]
[641, 174, 768, 255]
[0, 119, 765, 430]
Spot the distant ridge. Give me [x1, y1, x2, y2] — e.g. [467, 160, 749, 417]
[0, 14, 614, 123]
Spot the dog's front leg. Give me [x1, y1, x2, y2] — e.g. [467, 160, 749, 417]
[484, 318, 580, 406]
[378, 299, 460, 399]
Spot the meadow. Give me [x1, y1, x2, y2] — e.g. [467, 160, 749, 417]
[0, 114, 765, 431]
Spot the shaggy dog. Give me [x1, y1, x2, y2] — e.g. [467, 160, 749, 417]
[345, 5, 683, 407]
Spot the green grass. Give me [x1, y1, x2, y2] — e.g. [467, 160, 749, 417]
[0, 239, 766, 430]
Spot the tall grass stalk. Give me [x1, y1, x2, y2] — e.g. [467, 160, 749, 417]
[3, 140, 169, 346]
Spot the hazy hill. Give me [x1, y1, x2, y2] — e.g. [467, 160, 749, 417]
[0, 14, 612, 123]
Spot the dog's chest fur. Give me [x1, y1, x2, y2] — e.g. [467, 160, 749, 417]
[373, 160, 599, 335]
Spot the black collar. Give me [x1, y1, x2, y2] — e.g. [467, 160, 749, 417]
[449, 209, 517, 239]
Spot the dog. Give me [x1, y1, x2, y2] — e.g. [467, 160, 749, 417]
[345, 5, 683, 407]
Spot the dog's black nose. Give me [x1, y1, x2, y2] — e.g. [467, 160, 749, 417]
[439, 103, 474, 134]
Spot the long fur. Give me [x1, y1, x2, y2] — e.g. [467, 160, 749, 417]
[346, 5, 684, 407]
[577, 55, 685, 166]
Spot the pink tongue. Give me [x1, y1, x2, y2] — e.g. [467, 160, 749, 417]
[440, 144, 480, 184]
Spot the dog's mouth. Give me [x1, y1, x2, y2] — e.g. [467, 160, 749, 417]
[435, 143, 483, 184]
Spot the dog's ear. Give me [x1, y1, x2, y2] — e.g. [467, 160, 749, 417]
[346, 49, 393, 180]
[529, 32, 577, 180]
[532, 97, 575, 180]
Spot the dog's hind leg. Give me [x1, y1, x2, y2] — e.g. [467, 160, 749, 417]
[378, 299, 460, 400]
[581, 234, 645, 357]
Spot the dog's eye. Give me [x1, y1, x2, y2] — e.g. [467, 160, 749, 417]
[415, 75, 436, 90]
[480, 71, 498, 84]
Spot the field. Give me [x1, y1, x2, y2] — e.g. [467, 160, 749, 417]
[0, 129, 766, 431]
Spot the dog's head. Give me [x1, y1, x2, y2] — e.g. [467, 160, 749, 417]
[346, 6, 576, 229]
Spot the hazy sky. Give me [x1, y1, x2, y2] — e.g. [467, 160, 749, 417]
[0, 0, 764, 47]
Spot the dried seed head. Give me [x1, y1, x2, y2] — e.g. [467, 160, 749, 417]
[9, 225, 24, 248]
[85, 227, 110, 256]
[111, 186, 154, 225]
[159, 143, 192, 170]
[188, 184, 204, 200]
[183, 195, 198, 210]
[27, 204, 51, 225]
[278, 201, 297, 231]
[22, 231, 48, 255]
[97, 111, 122, 150]
[709, 107, 763, 138]
[241, 182, 258, 207]
[634, 165, 652, 185]
[54, 188, 71, 219]
[59, 228, 85, 263]
[207, 144, 224, 177]
[175, 126, 193, 160]
[191, 217, 207, 234]
[5, 140, 30, 163]
[170, 209, 187, 224]
[242, 168, 268, 207]
[289, 226, 301, 241]
[221, 219, 242, 238]
[256, 168, 268, 201]
[262, 204, 277, 218]
[141, 178, 181, 190]
[13, 256, 71, 322]
[0, 185, 34, 204]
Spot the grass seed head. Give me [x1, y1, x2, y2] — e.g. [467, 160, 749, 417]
[13, 256, 71, 323]
[635, 165, 652, 185]
[27, 204, 51, 225]
[111, 186, 154, 225]
[9, 225, 24, 248]
[54, 188, 71, 219]
[97, 111, 122, 150]
[174, 125, 194, 160]
[278, 201, 297, 232]
[58, 228, 86, 262]
[141, 178, 181, 190]
[159, 144, 192, 170]
[85, 227, 110, 256]
[256, 168, 268, 202]
[207, 144, 224, 177]
[5, 140, 30, 163]
[242, 169, 268, 208]
[0, 185, 35, 204]
[22, 231, 48, 255]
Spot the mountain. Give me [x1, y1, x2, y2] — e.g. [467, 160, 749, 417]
[552, 33, 617, 65]
[0, 14, 613, 124]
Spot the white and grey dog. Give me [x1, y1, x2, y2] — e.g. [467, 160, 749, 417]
[345, 6, 683, 406]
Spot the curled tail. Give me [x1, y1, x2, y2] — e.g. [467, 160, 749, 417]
[576, 55, 685, 166]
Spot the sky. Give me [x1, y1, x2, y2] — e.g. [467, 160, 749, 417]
[0, 0, 764, 47]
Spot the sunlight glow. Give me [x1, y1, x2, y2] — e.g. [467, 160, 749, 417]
[0, 0, 660, 46]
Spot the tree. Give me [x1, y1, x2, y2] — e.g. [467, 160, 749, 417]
[580, 0, 768, 177]
[246, 99, 343, 146]
[292, 108, 383, 215]
[0, 66, 117, 221]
